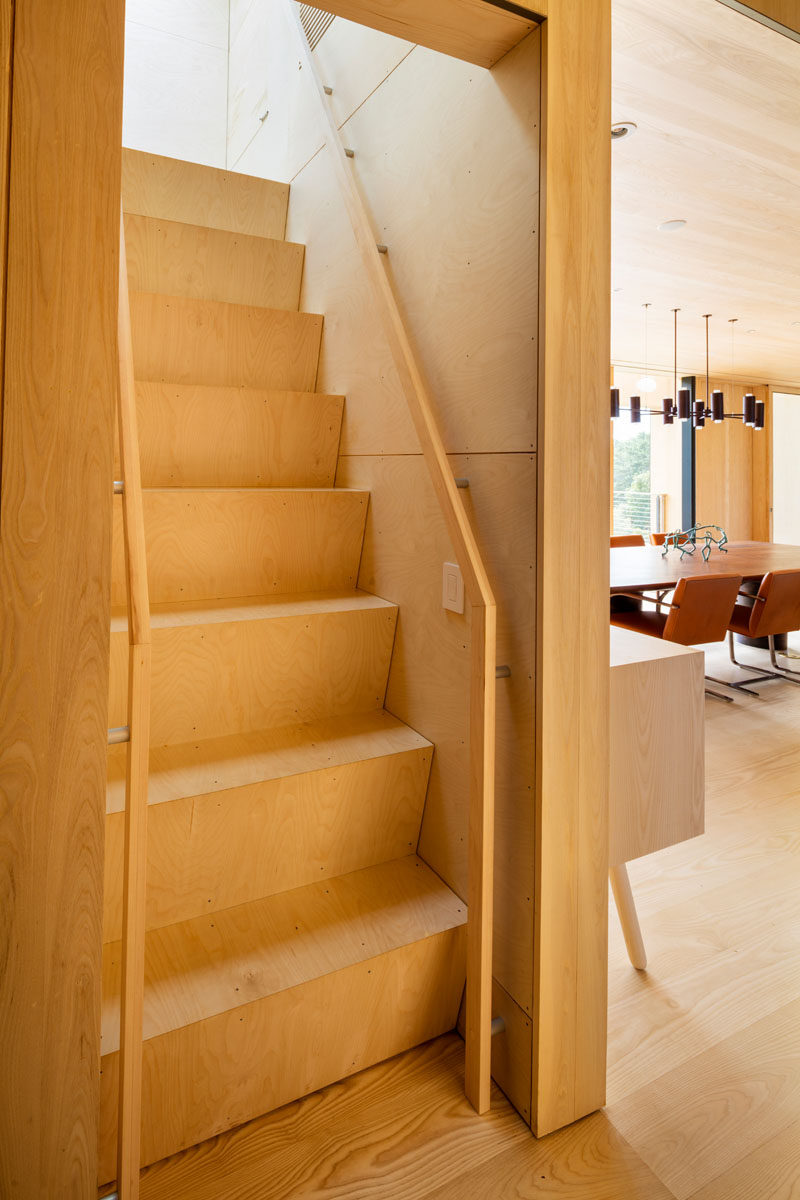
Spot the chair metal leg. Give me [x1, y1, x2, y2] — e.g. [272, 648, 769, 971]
[703, 679, 737, 702]
[769, 635, 800, 679]
[609, 863, 647, 971]
[722, 631, 800, 691]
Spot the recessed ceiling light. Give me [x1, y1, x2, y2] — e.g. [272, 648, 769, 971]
[792, 321, 800, 327]
[746, 329, 757, 334]
[613, 287, 623, 293]
[611, 122, 637, 141]
[658, 219, 687, 232]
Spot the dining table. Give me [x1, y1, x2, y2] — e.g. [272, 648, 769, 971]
[610, 540, 800, 594]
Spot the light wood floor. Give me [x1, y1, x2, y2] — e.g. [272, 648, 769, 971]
[133, 634, 800, 1200]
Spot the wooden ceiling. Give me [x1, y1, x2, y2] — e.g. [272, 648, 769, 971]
[305, 0, 541, 68]
[612, 0, 800, 387]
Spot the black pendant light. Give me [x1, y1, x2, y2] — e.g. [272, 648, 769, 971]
[610, 308, 764, 431]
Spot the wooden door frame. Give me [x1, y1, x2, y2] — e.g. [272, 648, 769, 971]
[0, 2, 612, 1191]
[0, 3, 125, 1195]
[533, 0, 611, 1136]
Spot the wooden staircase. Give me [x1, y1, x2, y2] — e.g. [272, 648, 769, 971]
[99, 150, 467, 1186]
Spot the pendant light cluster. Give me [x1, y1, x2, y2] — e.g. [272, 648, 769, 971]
[611, 306, 764, 430]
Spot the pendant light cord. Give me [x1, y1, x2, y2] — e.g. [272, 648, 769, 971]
[704, 313, 711, 410]
[672, 308, 680, 411]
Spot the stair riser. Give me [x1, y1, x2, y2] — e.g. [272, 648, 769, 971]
[98, 929, 466, 1184]
[111, 490, 367, 606]
[122, 149, 289, 239]
[103, 748, 431, 941]
[130, 292, 322, 391]
[129, 384, 343, 489]
[108, 608, 397, 745]
[124, 214, 305, 311]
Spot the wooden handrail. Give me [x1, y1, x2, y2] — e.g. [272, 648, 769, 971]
[114, 210, 152, 1200]
[279, 0, 497, 1113]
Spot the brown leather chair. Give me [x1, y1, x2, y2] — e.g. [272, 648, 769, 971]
[610, 535, 647, 615]
[717, 570, 800, 694]
[610, 573, 742, 646]
[611, 533, 646, 548]
[611, 575, 743, 703]
[649, 531, 689, 547]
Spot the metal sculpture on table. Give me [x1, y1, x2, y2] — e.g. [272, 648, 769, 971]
[661, 524, 728, 563]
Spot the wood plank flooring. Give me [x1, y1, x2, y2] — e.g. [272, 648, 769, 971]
[135, 1036, 669, 1200]
[121, 633, 800, 1199]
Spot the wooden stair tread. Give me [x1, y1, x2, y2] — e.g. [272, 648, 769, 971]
[122, 148, 290, 240]
[102, 711, 432, 940]
[110, 489, 369, 605]
[124, 213, 305, 311]
[101, 856, 466, 1054]
[110, 589, 396, 632]
[129, 291, 323, 392]
[130, 383, 344, 489]
[106, 710, 431, 813]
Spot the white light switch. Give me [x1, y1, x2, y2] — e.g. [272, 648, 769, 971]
[442, 562, 464, 614]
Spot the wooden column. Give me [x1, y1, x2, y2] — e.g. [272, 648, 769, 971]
[0, 0, 12, 469]
[0, 1, 125, 1195]
[533, 0, 611, 1136]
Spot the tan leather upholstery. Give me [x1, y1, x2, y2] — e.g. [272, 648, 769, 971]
[728, 569, 800, 639]
[611, 574, 742, 646]
[611, 534, 646, 548]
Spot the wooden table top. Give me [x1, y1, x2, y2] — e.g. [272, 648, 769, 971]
[610, 541, 800, 593]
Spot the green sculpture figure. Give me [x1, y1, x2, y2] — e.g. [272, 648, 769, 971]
[661, 523, 728, 563]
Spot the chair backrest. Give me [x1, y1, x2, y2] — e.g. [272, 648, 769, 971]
[663, 574, 743, 645]
[747, 570, 800, 638]
[611, 533, 646, 548]
[649, 531, 689, 547]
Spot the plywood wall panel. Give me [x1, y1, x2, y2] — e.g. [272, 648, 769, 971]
[122, 13, 228, 167]
[455, 453, 536, 1014]
[286, 35, 540, 457]
[339, 453, 470, 869]
[287, 147, 420, 455]
[339, 40, 539, 455]
[0, 1, 124, 1193]
[127, 0, 229, 48]
[228, 0, 323, 179]
[339, 453, 537, 1014]
[313, 19, 414, 132]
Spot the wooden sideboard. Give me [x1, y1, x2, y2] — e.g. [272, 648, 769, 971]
[609, 627, 705, 967]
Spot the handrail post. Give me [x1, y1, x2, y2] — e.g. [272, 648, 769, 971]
[465, 602, 496, 1112]
[278, 0, 497, 1113]
[115, 210, 152, 1199]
